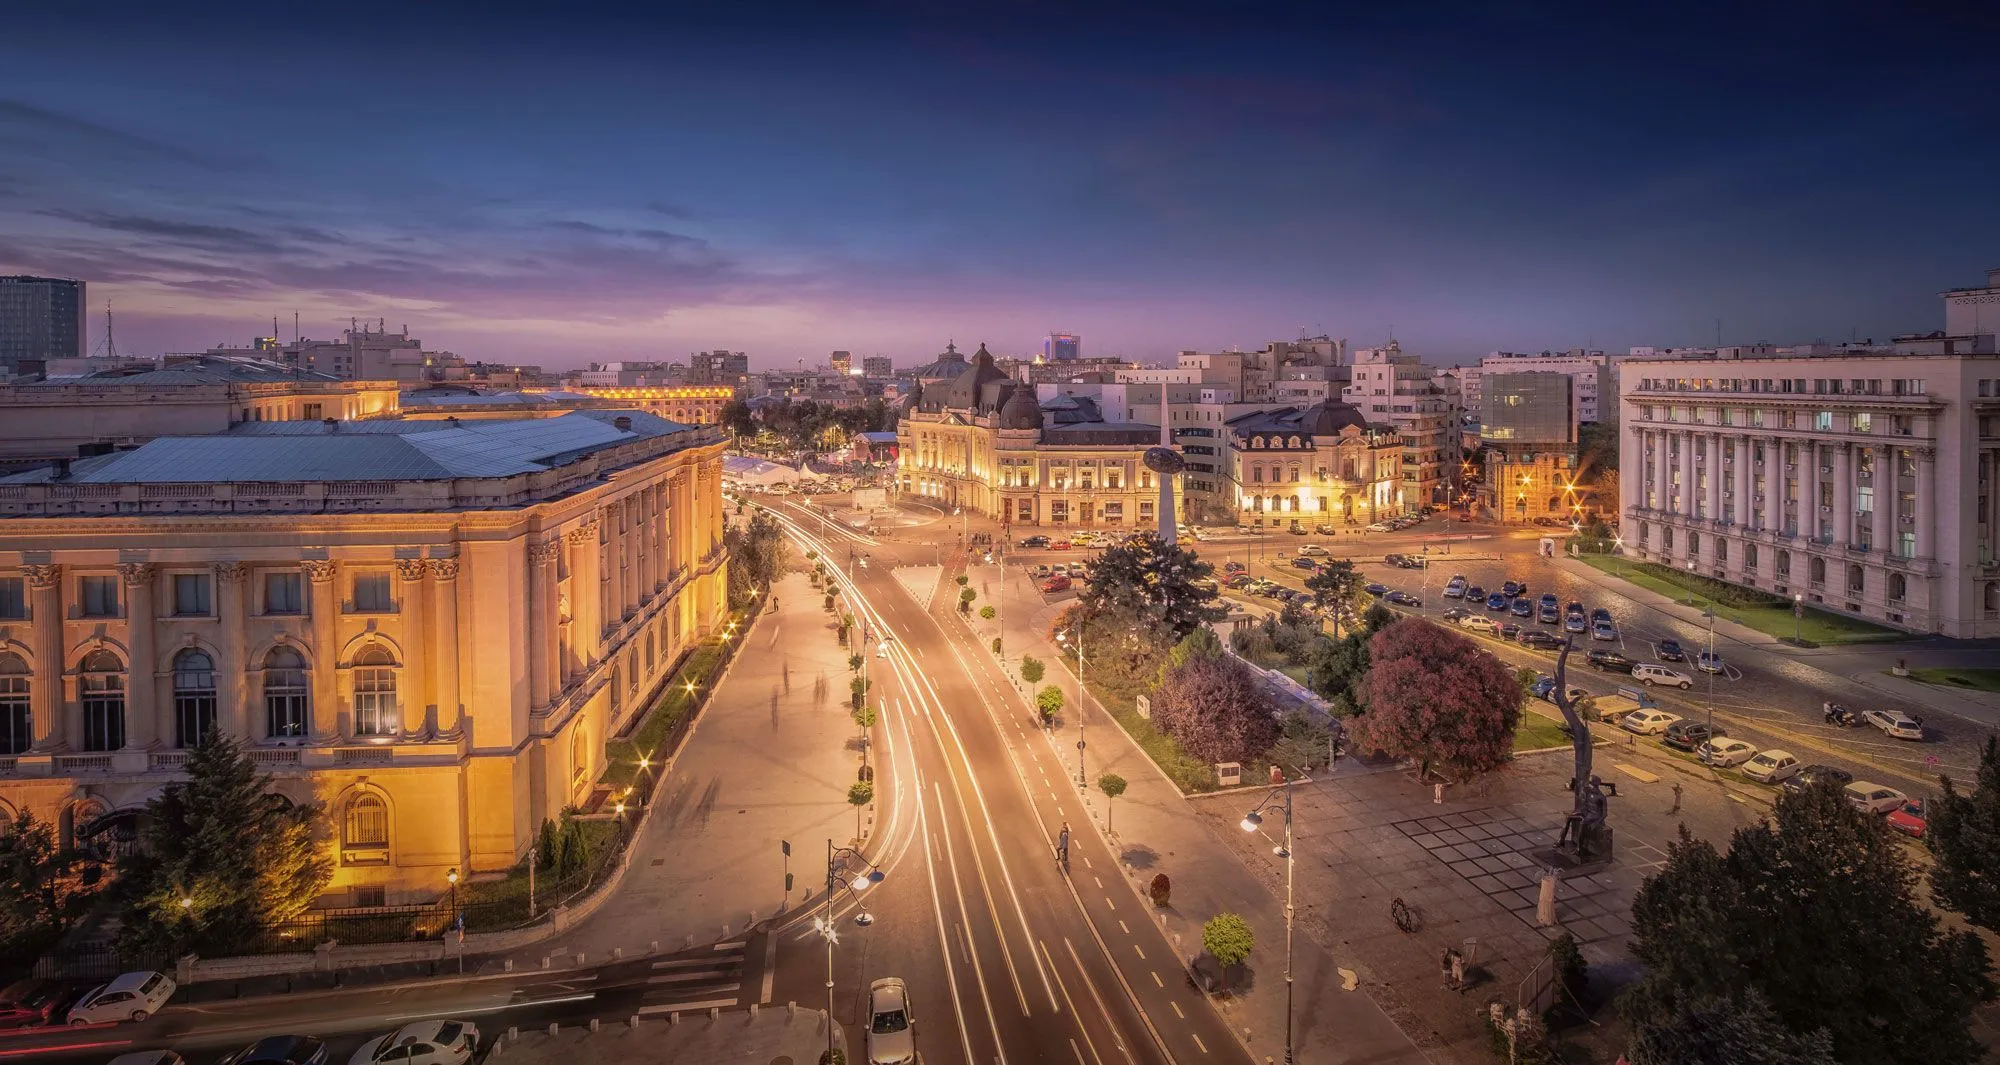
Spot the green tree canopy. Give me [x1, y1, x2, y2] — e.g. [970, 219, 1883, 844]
[1202, 912, 1255, 967]
[1036, 684, 1065, 722]
[1628, 989, 1835, 1065]
[1020, 656, 1045, 684]
[1077, 534, 1223, 640]
[1926, 734, 2000, 930]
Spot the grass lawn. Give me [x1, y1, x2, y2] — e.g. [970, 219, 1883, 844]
[1279, 665, 1314, 689]
[1572, 552, 1909, 646]
[1084, 675, 1218, 793]
[1906, 668, 2000, 693]
[1514, 714, 1573, 753]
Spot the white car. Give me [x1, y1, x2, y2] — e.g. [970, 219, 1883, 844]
[1631, 664, 1693, 689]
[1742, 749, 1802, 783]
[1844, 781, 1908, 815]
[1590, 622, 1618, 641]
[1444, 578, 1468, 598]
[350, 1020, 479, 1065]
[66, 971, 175, 1025]
[1862, 709, 1925, 741]
[1366, 522, 1393, 532]
[1698, 737, 1759, 768]
[1620, 709, 1681, 735]
[1298, 544, 1329, 557]
[1459, 615, 1499, 634]
[867, 977, 917, 1064]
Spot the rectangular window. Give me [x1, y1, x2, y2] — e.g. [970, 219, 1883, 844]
[172, 573, 212, 616]
[0, 577, 23, 620]
[1852, 412, 1872, 434]
[352, 573, 393, 613]
[1897, 532, 1916, 559]
[1814, 411, 1833, 431]
[264, 572, 304, 615]
[302, 402, 323, 420]
[80, 576, 119, 618]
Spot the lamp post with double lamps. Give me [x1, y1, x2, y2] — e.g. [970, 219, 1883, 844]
[1241, 779, 1297, 1065]
[1055, 625, 1086, 787]
[817, 840, 884, 1059]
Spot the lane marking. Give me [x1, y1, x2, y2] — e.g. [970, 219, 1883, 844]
[1192, 1034, 1208, 1054]
[1105, 895, 1116, 911]
[637, 998, 737, 1015]
[1133, 944, 1146, 961]
[1118, 920, 1129, 934]
[1150, 971, 1163, 988]
[1063, 938, 1141, 1065]
[1170, 1002, 1185, 1019]
[761, 930, 776, 1003]
[1039, 940, 1106, 1065]
[1093, 876, 1103, 889]
[927, 785, 1000, 1065]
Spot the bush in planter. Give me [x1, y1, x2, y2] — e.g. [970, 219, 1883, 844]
[991, 637, 1002, 654]
[980, 605, 996, 620]
[1149, 873, 1171, 907]
[959, 588, 977, 613]
[1548, 931, 1588, 1005]
[956, 574, 970, 586]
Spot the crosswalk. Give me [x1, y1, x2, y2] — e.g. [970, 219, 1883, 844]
[634, 938, 763, 1016]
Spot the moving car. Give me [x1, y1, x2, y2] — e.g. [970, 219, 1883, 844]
[1383, 553, 1406, 566]
[1291, 556, 1319, 570]
[1886, 798, 1928, 838]
[1363, 583, 1388, 597]
[867, 977, 917, 1065]
[1540, 684, 1588, 706]
[1300, 544, 1329, 557]
[218, 1036, 330, 1065]
[350, 1021, 479, 1065]
[1631, 664, 1693, 689]
[1485, 592, 1509, 611]
[0, 979, 70, 1029]
[1224, 574, 1253, 589]
[66, 971, 175, 1026]
[1384, 590, 1421, 607]
[1655, 638, 1686, 662]
[1366, 522, 1394, 532]
[1586, 650, 1635, 673]
[1862, 708, 1925, 741]
[1662, 720, 1721, 752]
[1698, 737, 1759, 768]
[1742, 749, 1802, 783]
[1050, 539, 1071, 550]
[107, 1053, 186, 1065]
[1442, 607, 1470, 621]
[1695, 651, 1726, 674]
[1781, 764, 1854, 795]
[1460, 615, 1499, 634]
[1224, 561, 1247, 574]
[1844, 782, 1908, 816]
[1018, 535, 1050, 548]
[1314, 523, 1337, 535]
[1620, 709, 1681, 735]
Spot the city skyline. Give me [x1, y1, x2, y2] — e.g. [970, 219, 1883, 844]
[1, 4, 1997, 368]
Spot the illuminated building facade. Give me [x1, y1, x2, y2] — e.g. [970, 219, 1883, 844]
[1221, 401, 1403, 524]
[1478, 372, 1581, 524]
[547, 384, 735, 426]
[0, 411, 729, 903]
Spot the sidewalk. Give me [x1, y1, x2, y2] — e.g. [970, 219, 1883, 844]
[1548, 553, 1790, 651]
[529, 571, 870, 962]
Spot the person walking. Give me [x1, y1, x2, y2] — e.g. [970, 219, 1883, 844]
[1056, 822, 1071, 869]
[1670, 780, 1683, 815]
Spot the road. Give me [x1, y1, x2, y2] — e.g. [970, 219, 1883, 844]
[757, 497, 1253, 1065]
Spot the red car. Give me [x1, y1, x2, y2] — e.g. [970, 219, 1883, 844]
[1224, 562, 1247, 574]
[1041, 575, 1072, 593]
[0, 979, 71, 1029]
[1050, 540, 1071, 551]
[1886, 798, 1927, 839]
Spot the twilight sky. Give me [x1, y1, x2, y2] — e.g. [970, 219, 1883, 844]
[2, 2, 1996, 369]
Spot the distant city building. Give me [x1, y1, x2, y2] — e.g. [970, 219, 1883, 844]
[1478, 371, 1582, 524]
[206, 323, 447, 383]
[1044, 333, 1081, 362]
[1618, 267, 2000, 637]
[1343, 341, 1463, 508]
[576, 362, 689, 387]
[0, 410, 729, 898]
[829, 351, 853, 376]
[862, 355, 894, 379]
[549, 384, 735, 425]
[1455, 350, 1613, 428]
[688, 351, 749, 386]
[0, 276, 86, 373]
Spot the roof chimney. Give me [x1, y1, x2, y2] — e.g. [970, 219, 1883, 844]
[614, 416, 632, 431]
[323, 418, 338, 431]
[51, 458, 71, 481]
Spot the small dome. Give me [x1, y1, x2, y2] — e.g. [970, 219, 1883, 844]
[1300, 399, 1368, 437]
[909, 340, 970, 382]
[939, 344, 1009, 411]
[999, 383, 1043, 430]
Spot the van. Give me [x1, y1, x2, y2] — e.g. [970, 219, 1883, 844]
[1631, 664, 1693, 690]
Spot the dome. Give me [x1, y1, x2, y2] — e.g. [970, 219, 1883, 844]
[1300, 399, 1368, 437]
[998, 382, 1044, 430]
[909, 340, 971, 382]
[938, 343, 1010, 412]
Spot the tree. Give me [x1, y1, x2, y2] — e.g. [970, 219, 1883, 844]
[1304, 558, 1358, 611]
[119, 730, 333, 956]
[1037, 684, 1064, 724]
[1098, 773, 1127, 831]
[1077, 534, 1224, 640]
[846, 781, 874, 841]
[980, 605, 996, 619]
[1021, 656, 1045, 684]
[1626, 782, 1992, 1065]
[1348, 618, 1521, 783]
[1150, 655, 1278, 765]
[1926, 734, 2000, 930]
[719, 397, 756, 438]
[852, 704, 878, 771]
[0, 810, 100, 965]
[959, 587, 977, 613]
[1268, 708, 1333, 775]
[1360, 601, 1396, 633]
[848, 652, 863, 673]
[1304, 631, 1368, 708]
[1628, 990, 1836, 1065]
[1202, 912, 1254, 968]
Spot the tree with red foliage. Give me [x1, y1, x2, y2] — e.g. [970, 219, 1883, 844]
[1151, 654, 1278, 765]
[1349, 617, 1522, 783]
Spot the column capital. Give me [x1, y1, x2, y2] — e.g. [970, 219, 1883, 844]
[566, 523, 597, 545]
[302, 559, 339, 584]
[529, 539, 562, 565]
[1918, 446, 1937, 461]
[212, 561, 250, 584]
[428, 558, 460, 581]
[394, 558, 430, 582]
[117, 562, 157, 586]
[22, 563, 61, 590]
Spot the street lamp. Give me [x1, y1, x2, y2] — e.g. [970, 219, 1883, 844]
[445, 867, 460, 936]
[818, 840, 885, 1060]
[1793, 592, 1804, 644]
[1055, 626, 1086, 788]
[1241, 779, 1297, 1065]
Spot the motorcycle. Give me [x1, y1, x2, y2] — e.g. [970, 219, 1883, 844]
[1822, 702, 1862, 727]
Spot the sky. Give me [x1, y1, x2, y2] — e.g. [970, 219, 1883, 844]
[2, 2, 1997, 369]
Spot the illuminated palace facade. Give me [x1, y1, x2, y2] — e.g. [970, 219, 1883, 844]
[0, 410, 727, 903]
[895, 347, 1176, 529]
[1222, 401, 1404, 524]
[550, 385, 736, 426]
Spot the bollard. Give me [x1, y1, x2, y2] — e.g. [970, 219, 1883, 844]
[548, 1024, 559, 1036]
[650, 939, 660, 954]
[750, 909, 758, 926]
[629, 1015, 641, 1029]
[1537, 873, 1558, 927]
[503, 959, 514, 973]
[575, 952, 586, 966]
[613, 947, 623, 960]
[722, 924, 731, 939]
[540, 956, 552, 969]
[669, 1011, 679, 1025]
[686, 933, 695, 949]
[589, 1019, 600, 1033]
[750, 1003, 760, 1018]
[788, 1001, 797, 1017]
[508, 1027, 518, 1041]
[709, 1007, 720, 1021]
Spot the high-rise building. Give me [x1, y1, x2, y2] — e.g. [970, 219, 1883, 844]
[688, 350, 749, 386]
[1479, 372, 1581, 523]
[0, 276, 86, 373]
[829, 351, 853, 376]
[862, 355, 894, 379]
[1455, 350, 1614, 428]
[1044, 333, 1081, 362]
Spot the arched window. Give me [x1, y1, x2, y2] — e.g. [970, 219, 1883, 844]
[1251, 437, 1265, 449]
[0, 653, 29, 755]
[1889, 573, 1907, 602]
[351, 645, 398, 737]
[1289, 436, 1302, 450]
[172, 650, 217, 748]
[79, 649, 125, 752]
[1808, 557, 1826, 584]
[571, 725, 589, 784]
[1846, 564, 1865, 593]
[1744, 543, 1758, 570]
[264, 646, 310, 739]
[1775, 550, 1791, 577]
[342, 793, 389, 862]
[1687, 533, 1700, 558]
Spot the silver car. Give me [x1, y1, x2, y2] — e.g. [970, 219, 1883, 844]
[867, 977, 916, 1064]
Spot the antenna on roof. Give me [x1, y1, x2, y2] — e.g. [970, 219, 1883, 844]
[89, 302, 119, 359]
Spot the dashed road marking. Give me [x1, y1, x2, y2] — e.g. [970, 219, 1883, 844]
[1170, 1002, 1185, 1019]
[1133, 944, 1145, 961]
[1118, 920, 1129, 934]
[1150, 970, 1163, 987]
[1105, 896, 1115, 910]
[1192, 1034, 1208, 1053]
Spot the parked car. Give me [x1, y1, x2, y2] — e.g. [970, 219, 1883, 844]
[218, 1036, 330, 1065]
[1049, 539, 1071, 550]
[1497, 622, 1523, 640]
[1291, 556, 1319, 570]
[1444, 578, 1468, 598]
[1314, 523, 1336, 535]
[0, 979, 71, 1029]
[1586, 650, 1635, 673]
[1498, 580, 1521, 597]
[1224, 574, 1253, 589]
[1844, 782, 1909, 816]
[1886, 798, 1928, 839]
[1538, 592, 1560, 610]
[1695, 651, 1726, 674]
[1620, 709, 1681, 735]
[1040, 575, 1071, 593]
[349, 1020, 479, 1065]
[1591, 621, 1617, 641]
[1655, 638, 1686, 662]
[1224, 561, 1247, 574]
[1485, 593, 1509, 611]
[1563, 613, 1588, 634]
[1518, 631, 1565, 651]
[1662, 720, 1721, 752]
[1862, 708, 1925, 741]
[1509, 598, 1534, 618]
[1363, 583, 1387, 597]
[1028, 564, 1051, 579]
[1397, 556, 1427, 569]
[1529, 675, 1556, 701]
[1632, 664, 1693, 689]
[1742, 749, 1802, 783]
[1542, 684, 1588, 706]
[1782, 764, 1854, 795]
[867, 977, 917, 1065]
[66, 971, 175, 1026]
[1442, 606, 1470, 620]
[1698, 737, 1759, 768]
[1464, 585, 1486, 601]
[1385, 590, 1422, 607]
[1383, 553, 1406, 566]
[1590, 607, 1613, 625]
[1538, 604, 1561, 625]
[1300, 544, 1329, 557]
[1366, 522, 1394, 532]
[107, 1053, 186, 1065]
[1460, 615, 1499, 634]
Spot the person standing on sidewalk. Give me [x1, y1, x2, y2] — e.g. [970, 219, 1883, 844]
[1670, 780, 1683, 814]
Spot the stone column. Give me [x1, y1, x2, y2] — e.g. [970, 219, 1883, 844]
[1763, 437, 1783, 533]
[622, 500, 640, 617]
[396, 559, 430, 735]
[24, 565, 62, 750]
[1872, 446, 1894, 554]
[1703, 434, 1722, 520]
[541, 540, 563, 698]
[118, 563, 158, 749]
[564, 526, 590, 676]
[303, 560, 340, 741]
[1803, 442, 1821, 541]
[654, 483, 673, 589]
[1732, 437, 1752, 527]
[1839, 443, 1858, 548]
[633, 490, 652, 604]
[429, 559, 462, 735]
[526, 538, 556, 710]
[214, 562, 250, 741]
[1652, 430, 1669, 511]
[1917, 448, 1937, 561]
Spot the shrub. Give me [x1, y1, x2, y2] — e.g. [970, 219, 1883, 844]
[991, 637, 1002, 654]
[1037, 684, 1064, 723]
[1149, 873, 1172, 907]
[1021, 656, 1045, 684]
[980, 605, 997, 620]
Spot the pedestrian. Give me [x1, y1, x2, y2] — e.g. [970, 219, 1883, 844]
[1670, 780, 1683, 815]
[1439, 947, 1454, 989]
[1056, 821, 1071, 867]
[1449, 949, 1467, 993]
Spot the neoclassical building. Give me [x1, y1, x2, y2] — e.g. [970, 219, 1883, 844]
[0, 409, 728, 903]
[894, 346, 1175, 528]
[1222, 400, 1405, 523]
